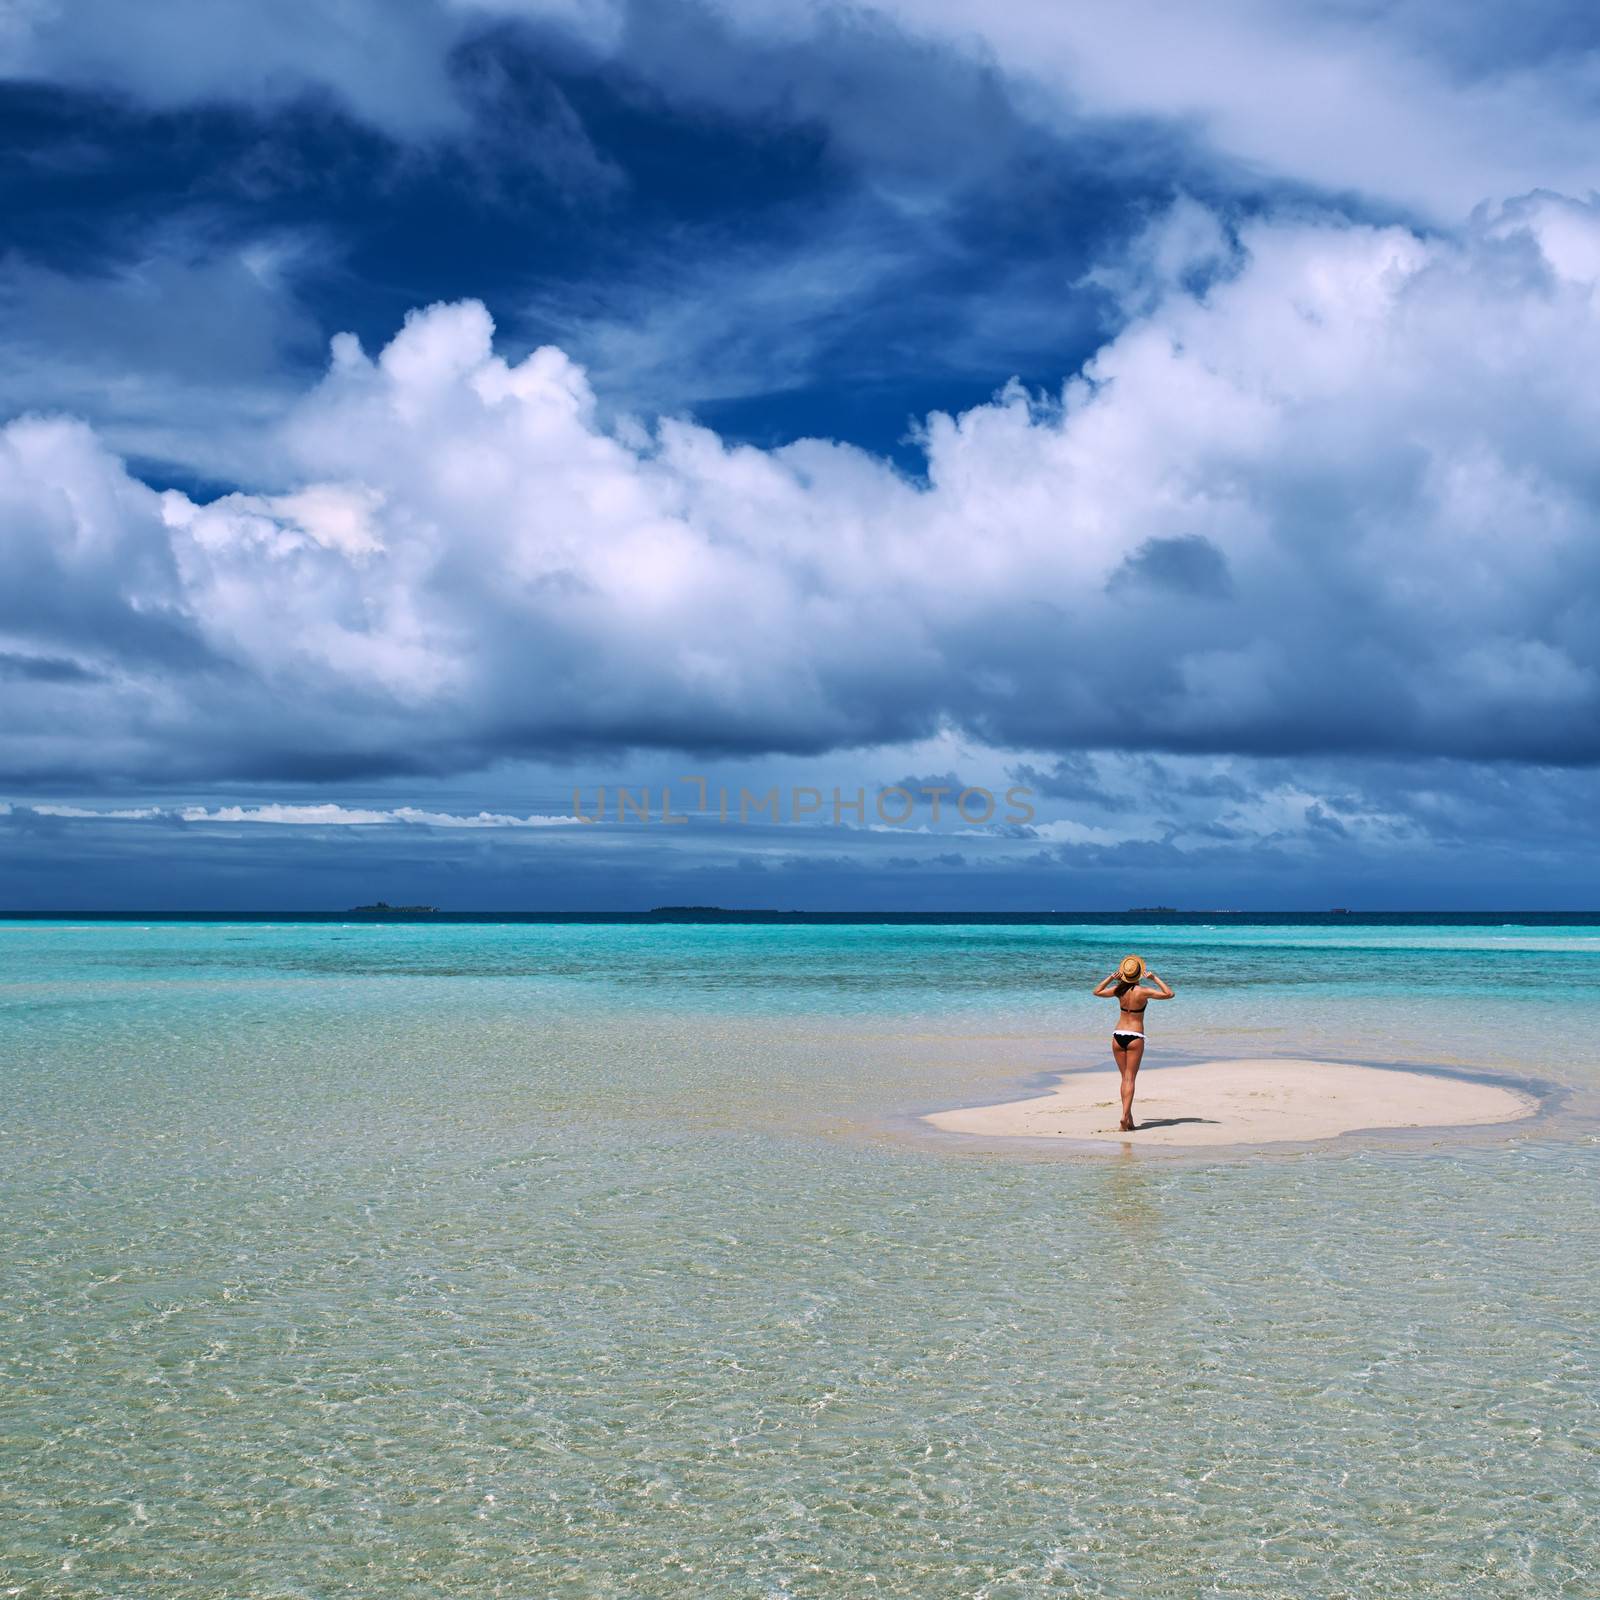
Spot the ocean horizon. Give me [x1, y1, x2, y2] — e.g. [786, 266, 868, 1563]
[10, 909, 1600, 923]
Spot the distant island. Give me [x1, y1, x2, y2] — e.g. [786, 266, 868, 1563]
[1127, 905, 1178, 913]
[348, 901, 439, 914]
[647, 905, 728, 914]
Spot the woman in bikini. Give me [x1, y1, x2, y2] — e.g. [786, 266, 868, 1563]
[1092, 954, 1175, 1131]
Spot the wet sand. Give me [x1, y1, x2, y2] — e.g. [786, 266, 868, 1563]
[924, 1058, 1538, 1147]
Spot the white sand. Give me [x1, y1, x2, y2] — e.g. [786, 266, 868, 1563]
[924, 1058, 1537, 1147]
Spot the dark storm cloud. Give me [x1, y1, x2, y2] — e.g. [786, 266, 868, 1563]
[1108, 535, 1232, 599]
[1008, 757, 1113, 806]
[892, 772, 965, 794]
[0, 651, 102, 683]
[8, 751, 1600, 909]
[8, 1, 1597, 216]
[1131, 760, 1253, 803]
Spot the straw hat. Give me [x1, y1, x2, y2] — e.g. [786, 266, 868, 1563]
[1117, 954, 1145, 984]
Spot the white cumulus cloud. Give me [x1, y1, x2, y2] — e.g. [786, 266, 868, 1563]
[4, 194, 1600, 783]
[17, 801, 582, 827]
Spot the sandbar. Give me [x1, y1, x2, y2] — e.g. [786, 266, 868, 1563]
[924, 1058, 1537, 1147]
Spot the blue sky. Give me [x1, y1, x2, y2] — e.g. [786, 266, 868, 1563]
[3, 0, 1600, 909]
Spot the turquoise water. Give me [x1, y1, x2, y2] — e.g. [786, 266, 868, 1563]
[3, 921, 1598, 1596]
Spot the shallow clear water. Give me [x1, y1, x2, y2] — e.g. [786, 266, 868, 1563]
[3, 921, 1597, 1597]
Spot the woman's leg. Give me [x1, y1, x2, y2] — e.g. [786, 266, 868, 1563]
[1119, 1036, 1145, 1130]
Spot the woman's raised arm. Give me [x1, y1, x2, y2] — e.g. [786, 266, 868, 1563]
[1092, 973, 1120, 996]
[1142, 971, 1175, 998]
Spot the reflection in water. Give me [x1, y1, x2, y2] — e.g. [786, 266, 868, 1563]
[1102, 1145, 1163, 1241]
[1097, 1149, 1179, 1360]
